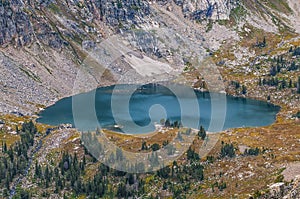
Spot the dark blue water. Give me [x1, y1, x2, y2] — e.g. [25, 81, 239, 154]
[37, 84, 280, 134]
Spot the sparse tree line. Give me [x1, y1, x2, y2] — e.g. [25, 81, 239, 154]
[256, 48, 300, 94]
[28, 125, 209, 198]
[0, 122, 257, 198]
[252, 43, 300, 96]
[31, 144, 206, 198]
[161, 118, 182, 128]
[0, 121, 37, 198]
[258, 76, 300, 94]
[289, 46, 300, 56]
[228, 45, 300, 98]
[269, 55, 299, 76]
[206, 142, 265, 161]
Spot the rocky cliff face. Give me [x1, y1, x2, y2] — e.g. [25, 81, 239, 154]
[174, 0, 239, 20]
[0, 0, 299, 114]
[0, 0, 240, 48]
[0, 0, 151, 47]
[0, 0, 33, 46]
[0, 0, 67, 48]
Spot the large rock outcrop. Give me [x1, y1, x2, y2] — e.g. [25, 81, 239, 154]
[259, 176, 300, 199]
[174, 0, 239, 20]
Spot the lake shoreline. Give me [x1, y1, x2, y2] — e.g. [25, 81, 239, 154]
[36, 83, 281, 134]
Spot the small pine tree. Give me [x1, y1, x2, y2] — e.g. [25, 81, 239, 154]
[187, 147, 200, 160]
[281, 79, 287, 89]
[270, 66, 277, 76]
[263, 36, 266, 46]
[165, 119, 171, 127]
[3, 142, 7, 152]
[151, 143, 160, 152]
[258, 78, 262, 86]
[141, 141, 147, 150]
[289, 79, 293, 88]
[242, 85, 247, 95]
[198, 126, 206, 140]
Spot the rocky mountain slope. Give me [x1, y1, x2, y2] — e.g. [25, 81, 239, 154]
[0, 0, 299, 115]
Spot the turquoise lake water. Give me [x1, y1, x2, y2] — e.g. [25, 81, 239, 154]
[37, 84, 280, 134]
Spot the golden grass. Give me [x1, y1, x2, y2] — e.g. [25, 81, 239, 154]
[83, 163, 100, 181]
[290, 39, 300, 47]
[0, 114, 30, 124]
[101, 128, 179, 153]
[0, 133, 20, 147]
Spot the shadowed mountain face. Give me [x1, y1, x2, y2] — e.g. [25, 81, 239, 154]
[0, 0, 299, 114]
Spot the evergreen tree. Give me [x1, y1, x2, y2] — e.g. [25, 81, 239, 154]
[220, 143, 235, 158]
[157, 166, 170, 179]
[117, 183, 126, 197]
[198, 126, 206, 140]
[263, 36, 266, 47]
[289, 79, 293, 88]
[258, 78, 262, 86]
[127, 173, 135, 185]
[242, 85, 247, 95]
[293, 47, 300, 56]
[270, 66, 277, 76]
[244, 147, 260, 156]
[35, 161, 41, 178]
[192, 163, 204, 181]
[151, 143, 160, 152]
[187, 147, 200, 161]
[3, 142, 7, 152]
[165, 119, 171, 127]
[281, 79, 287, 89]
[141, 141, 147, 150]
